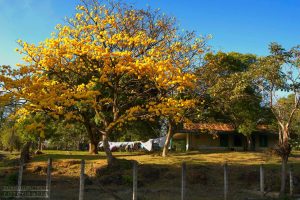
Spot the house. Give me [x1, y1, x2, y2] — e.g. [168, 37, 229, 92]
[171, 123, 278, 151]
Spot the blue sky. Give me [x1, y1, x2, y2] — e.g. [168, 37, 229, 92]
[1, 0, 299, 66]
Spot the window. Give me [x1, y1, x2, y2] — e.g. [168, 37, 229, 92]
[220, 134, 229, 147]
[233, 135, 242, 147]
[259, 135, 268, 147]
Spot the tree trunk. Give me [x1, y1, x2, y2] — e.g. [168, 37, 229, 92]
[83, 121, 99, 154]
[102, 133, 115, 166]
[247, 136, 251, 151]
[245, 136, 251, 151]
[277, 128, 291, 197]
[279, 155, 288, 197]
[20, 141, 31, 163]
[88, 142, 98, 154]
[162, 120, 174, 157]
[37, 137, 42, 151]
[77, 141, 81, 151]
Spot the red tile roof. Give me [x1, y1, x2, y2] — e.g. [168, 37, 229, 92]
[184, 123, 272, 132]
[184, 123, 234, 132]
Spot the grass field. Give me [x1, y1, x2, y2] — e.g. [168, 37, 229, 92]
[1, 150, 300, 200]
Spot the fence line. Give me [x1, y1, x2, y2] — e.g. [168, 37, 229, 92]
[3, 158, 299, 200]
[79, 159, 85, 200]
[260, 164, 264, 198]
[46, 157, 52, 199]
[132, 161, 138, 200]
[224, 162, 228, 200]
[17, 158, 24, 198]
[289, 164, 293, 196]
[0, 157, 49, 199]
[181, 162, 186, 200]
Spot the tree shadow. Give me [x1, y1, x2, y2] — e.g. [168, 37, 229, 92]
[31, 153, 106, 162]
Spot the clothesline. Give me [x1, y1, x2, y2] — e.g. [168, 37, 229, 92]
[98, 136, 167, 151]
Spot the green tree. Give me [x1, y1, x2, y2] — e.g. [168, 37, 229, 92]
[250, 43, 300, 196]
[0, 122, 22, 152]
[114, 119, 160, 142]
[196, 52, 265, 150]
[47, 121, 88, 150]
[277, 94, 300, 150]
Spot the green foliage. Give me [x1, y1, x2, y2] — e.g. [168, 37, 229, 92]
[113, 119, 160, 142]
[237, 120, 256, 136]
[196, 51, 267, 139]
[47, 121, 88, 150]
[276, 94, 300, 132]
[0, 124, 22, 151]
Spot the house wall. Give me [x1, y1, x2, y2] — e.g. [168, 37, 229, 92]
[183, 132, 278, 151]
[189, 133, 225, 150]
[252, 133, 278, 150]
[189, 133, 244, 150]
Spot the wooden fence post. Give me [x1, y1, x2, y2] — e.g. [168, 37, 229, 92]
[17, 158, 24, 198]
[260, 164, 264, 198]
[289, 164, 293, 196]
[79, 159, 85, 200]
[181, 162, 186, 200]
[132, 161, 137, 200]
[224, 162, 228, 200]
[46, 158, 52, 199]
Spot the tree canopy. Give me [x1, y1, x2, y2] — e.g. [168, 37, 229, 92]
[0, 0, 207, 165]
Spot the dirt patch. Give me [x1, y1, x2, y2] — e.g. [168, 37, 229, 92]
[56, 160, 81, 168]
[32, 165, 48, 174]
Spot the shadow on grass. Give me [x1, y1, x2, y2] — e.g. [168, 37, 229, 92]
[31, 151, 149, 162]
[113, 152, 148, 158]
[167, 150, 264, 156]
[0, 151, 20, 169]
[31, 153, 106, 162]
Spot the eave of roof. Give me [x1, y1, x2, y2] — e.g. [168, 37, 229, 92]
[183, 123, 275, 133]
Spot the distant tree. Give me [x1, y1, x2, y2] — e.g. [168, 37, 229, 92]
[0, 85, 33, 161]
[0, 122, 22, 152]
[47, 121, 88, 150]
[251, 43, 300, 196]
[276, 94, 300, 135]
[277, 94, 300, 150]
[113, 119, 160, 142]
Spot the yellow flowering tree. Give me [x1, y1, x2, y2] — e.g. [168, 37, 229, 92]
[2, 0, 206, 165]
